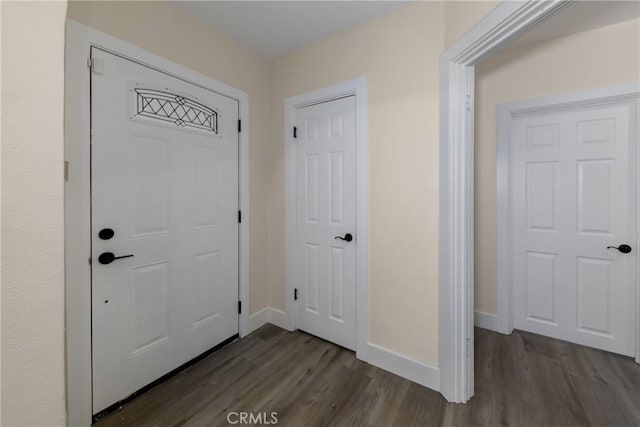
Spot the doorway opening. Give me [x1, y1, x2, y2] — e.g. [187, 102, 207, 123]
[439, 1, 640, 403]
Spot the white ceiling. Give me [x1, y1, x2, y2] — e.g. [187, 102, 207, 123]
[172, 1, 413, 59]
[508, 0, 640, 50]
[173, 1, 640, 60]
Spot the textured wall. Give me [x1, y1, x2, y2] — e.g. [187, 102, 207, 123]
[1, 1, 68, 425]
[445, 0, 499, 47]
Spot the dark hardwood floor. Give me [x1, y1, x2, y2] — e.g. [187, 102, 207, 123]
[95, 325, 640, 427]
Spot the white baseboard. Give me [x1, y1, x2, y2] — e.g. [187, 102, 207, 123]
[249, 307, 270, 333]
[249, 310, 440, 393]
[266, 308, 288, 330]
[248, 307, 288, 333]
[366, 343, 439, 392]
[475, 311, 499, 332]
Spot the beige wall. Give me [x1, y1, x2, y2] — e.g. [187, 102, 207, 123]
[1, 1, 68, 425]
[445, 1, 499, 48]
[67, 1, 271, 314]
[475, 19, 640, 314]
[268, 2, 445, 364]
[8, 0, 636, 422]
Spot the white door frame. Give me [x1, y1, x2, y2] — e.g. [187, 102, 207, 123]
[438, 0, 577, 403]
[495, 83, 640, 354]
[64, 19, 250, 426]
[284, 78, 368, 361]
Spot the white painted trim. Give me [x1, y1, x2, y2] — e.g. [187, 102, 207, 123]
[636, 96, 640, 366]
[443, 0, 574, 66]
[65, 20, 93, 427]
[249, 308, 290, 334]
[367, 344, 439, 392]
[439, 0, 577, 403]
[249, 307, 271, 333]
[284, 77, 369, 361]
[496, 103, 513, 336]
[65, 19, 251, 425]
[505, 84, 640, 117]
[247, 318, 440, 392]
[438, 56, 477, 406]
[496, 83, 640, 357]
[267, 308, 289, 330]
[474, 311, 501, 333]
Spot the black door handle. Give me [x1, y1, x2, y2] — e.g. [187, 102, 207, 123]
[606, 244, 632, 254]
[98, 252, 134, 265]
[335, 233, 353, 242]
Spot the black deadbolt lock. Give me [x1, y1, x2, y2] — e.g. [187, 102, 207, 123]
[607, 244, 632, 254]
[99, 228, 115, 240]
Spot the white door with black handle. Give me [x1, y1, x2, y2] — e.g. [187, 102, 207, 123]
[91, 48, 239, 413]
[294, 96, 357, 350]
[511, 101, 636, 356]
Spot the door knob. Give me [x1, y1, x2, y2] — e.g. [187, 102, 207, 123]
[606, 244, 632, 254]
[98, 252, 134, 265]
[335, 233, 353, 242]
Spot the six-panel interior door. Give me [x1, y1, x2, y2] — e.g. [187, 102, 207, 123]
[511, 102, 636, 356]
[91, 48, 239, 412]
[294, 96, 357, 350]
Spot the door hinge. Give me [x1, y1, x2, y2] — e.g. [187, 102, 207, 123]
[64, 161, 69, 182]
[294, 288, 298, 301]
[293, 126, 297, 138]
[88, 57, 104, 75]
[238, 119, 242, 133]
[238, 210, 242, 223]
[238, 301, 242, 314]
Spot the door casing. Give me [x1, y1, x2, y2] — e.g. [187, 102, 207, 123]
[494, 83, 640, 356]
[284, 78, 369, 361]
[64, 19, 250, 426]
[439, 0, 580, 403]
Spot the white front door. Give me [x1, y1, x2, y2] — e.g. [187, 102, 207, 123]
[511, 102, 636, 356]
[294, 96, 357, 350]
[91, 48, 239, 412]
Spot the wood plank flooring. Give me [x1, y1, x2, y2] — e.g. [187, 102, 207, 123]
[95, 325, 640, 427]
